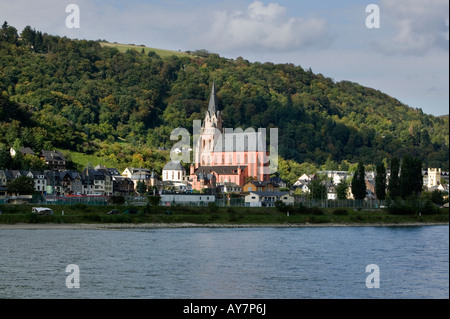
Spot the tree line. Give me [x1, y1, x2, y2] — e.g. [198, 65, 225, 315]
[0, 22, 448, 182]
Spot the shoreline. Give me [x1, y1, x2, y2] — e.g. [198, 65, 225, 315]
[0, 221, 448, 230]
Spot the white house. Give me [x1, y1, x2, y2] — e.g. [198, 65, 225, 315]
[245, 191, 294, 207]
[122, 167, 152, 189]
[293, 174, 312, 187]
[162, 161, 186, 182]
[29, 171, 47, 193]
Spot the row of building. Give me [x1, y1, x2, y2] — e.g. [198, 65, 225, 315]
[2, 84, 448, 207]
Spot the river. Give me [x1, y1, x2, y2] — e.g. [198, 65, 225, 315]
[0, 225, 448, 299]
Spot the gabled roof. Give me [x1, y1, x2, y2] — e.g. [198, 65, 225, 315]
[163, 161, 185, 171]
[248, 191, 290, 197]
[245, 180, 278, 187]
[194, 165, 247, 176]
[19, 147, 35, 156]
[41, 150, 66, 161]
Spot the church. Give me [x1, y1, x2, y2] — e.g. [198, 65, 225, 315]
[189, 83, 271, 191]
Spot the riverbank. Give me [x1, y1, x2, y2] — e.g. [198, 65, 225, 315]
[0, 204, 448, 228]
[0, 221, 447, 230]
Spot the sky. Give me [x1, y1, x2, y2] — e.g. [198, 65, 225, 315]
[0, 0, 448, 116]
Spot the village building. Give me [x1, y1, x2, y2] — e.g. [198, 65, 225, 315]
[162, 161, 187, 182]
[40, 150, 66, 170]
[112, 176, 135, 196]
[242, 180, 279, 192]
[10, 147, 35, 157]
[122, 167, 152, 189]
[189, 83, 271, 191]
[217, 182, 242, 194]
[244, 191, 294, 207]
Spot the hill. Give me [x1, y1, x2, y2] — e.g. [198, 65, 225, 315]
[0, 23, 448, 184]
[99, 41, 193, 59]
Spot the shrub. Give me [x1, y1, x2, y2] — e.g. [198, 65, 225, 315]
[110, 195, 125, 205]
[419, 200, 439, 215]
[291, 203, 308, 214]
[333, 208, 348, 215]
[386, 199, 416, 215]
[147, 196, 161, 206]
[208, 202, 219, 213]
[274, 200, 288, 213]
[308, 207, 324, 215]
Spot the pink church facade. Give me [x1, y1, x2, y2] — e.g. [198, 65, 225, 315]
[189, 83, 270, 191]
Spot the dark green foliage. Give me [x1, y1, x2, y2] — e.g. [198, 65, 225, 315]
[147, 195, 161, 206]
[274, 200, 288, 212]
[399, 155, 423, 199]
[110, 195, 125, 205]
[308, 207, 325, 215]
[6, 175, 34, 194]
[207, 202, 218, 213]
[308, 177, 327, 200]
[333, 208, 349, 215]
[375, 162, 386, 200]
[336, 180, 349, 200]
[430, 190, 446, 206]
[0, 22, 448, 174]
[388, 157, 401, 199]
[351, 162, 366, 200]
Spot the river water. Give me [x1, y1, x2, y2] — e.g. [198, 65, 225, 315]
[0, 225, 448, 299]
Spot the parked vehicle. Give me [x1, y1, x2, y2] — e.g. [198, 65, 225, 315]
[107, 209, 120, 215]
[32, 207, 54, 215]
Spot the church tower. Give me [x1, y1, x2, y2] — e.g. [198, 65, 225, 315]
[203, 81, 222, 132]
[198, 82, 223, 167]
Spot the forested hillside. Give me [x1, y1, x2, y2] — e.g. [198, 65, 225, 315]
[0, 22, 448, 180]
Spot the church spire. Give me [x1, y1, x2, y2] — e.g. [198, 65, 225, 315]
[208, 81, 219, 115]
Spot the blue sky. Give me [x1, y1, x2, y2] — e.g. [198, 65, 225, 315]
[0, 0, 448, 116]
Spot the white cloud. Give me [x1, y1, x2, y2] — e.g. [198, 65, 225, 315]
[200, 0, 330, 53]
[375, 0, 449, 56]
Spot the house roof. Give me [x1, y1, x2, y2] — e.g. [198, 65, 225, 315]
[163, 161, 185, 171]
[124, 167, 152, 174]
[194, 165, 247, 176]
[41, 150, 66, 161]
[19, 147, 35, 155]
[248, 191, 290, 197]
[245, 180, 278, 187]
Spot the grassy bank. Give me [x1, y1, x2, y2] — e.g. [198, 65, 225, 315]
[0, 204, 448, 226]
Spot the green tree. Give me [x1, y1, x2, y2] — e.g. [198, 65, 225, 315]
[430, 189, 445, 206]
[136, 180, 147, 195]
[20, 25, 35, 47]
[375, 162, 386, 200]
[0, 148, 13, 169]
[0, 21, 18, 44]
[399, 155, 423, 199]
[7, 175, 35, 194]
[351, 162, 366, 200]
[308, 177, 327, 200]
[388, 157, 400, 199]
[336, 179, 349, 200]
